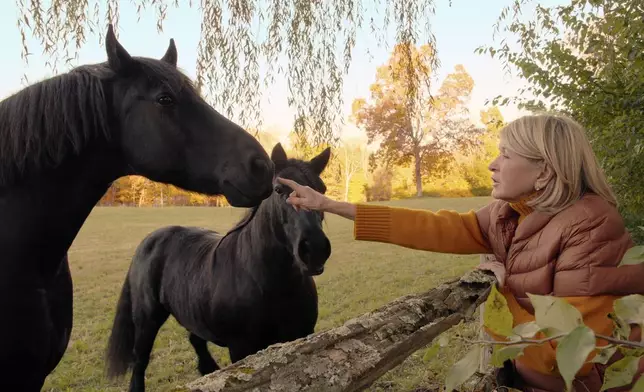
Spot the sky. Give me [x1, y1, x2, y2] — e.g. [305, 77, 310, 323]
[0, 0, 566, 146]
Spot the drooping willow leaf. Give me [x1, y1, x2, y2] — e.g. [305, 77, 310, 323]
[15, 0, 442, 145]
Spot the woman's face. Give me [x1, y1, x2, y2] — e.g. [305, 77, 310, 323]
[488, 141, 545, 202]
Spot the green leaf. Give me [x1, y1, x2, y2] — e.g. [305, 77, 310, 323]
[600, 355, 641, 391]
[614, 295, 644, 326]
[632, 375, 644, 392]
[528, 294, 583, 334]
[618, 347, 644, 360]
[619, 246, 644, 266]
[444, 345, 480, 392]
[556, 325, 596, 391]
[512, 321, 541, 339]
[422, 342, 440, 363]
[591, 345, 618, 365]
[491, 344, 529, 367]
[483, 284, 514, 337]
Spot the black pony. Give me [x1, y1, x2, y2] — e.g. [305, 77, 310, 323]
[0, 25, 274, 390]
[105, 143, 332, 392]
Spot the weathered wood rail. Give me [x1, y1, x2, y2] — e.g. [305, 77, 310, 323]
[183, 267, 497, 392]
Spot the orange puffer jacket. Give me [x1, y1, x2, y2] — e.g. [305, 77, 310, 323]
[476, 193, 644, 391]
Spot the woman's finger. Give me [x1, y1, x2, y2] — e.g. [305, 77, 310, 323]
[286, 195, 306, 206]
[277, 177, 303, 191]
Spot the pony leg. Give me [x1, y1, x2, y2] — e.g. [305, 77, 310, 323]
[128, 310, 168, 392]
[188, 333, 219, 375]
[228, 340, 269, 364]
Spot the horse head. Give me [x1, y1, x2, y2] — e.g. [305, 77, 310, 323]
[103, 25, 274, 207]
[268, 143, 332, 275]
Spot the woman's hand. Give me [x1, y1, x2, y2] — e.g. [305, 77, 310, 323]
[276, 177, 358, 220]
[276, 177, 329, 212]
[477, 255, 506, 288]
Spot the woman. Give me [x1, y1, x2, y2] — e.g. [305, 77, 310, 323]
[277, 114, 644, 391]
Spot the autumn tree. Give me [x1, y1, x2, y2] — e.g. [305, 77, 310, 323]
[458, 107, 505, 196]
[352, 42, 482, 197]
[479, 0, 644, 241]
[15, 0, 440, 145]
[338, 140, 369, 202]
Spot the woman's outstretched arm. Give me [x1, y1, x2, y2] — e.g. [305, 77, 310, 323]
[277, 177, 491, 254]
[323, 199, 357, 220]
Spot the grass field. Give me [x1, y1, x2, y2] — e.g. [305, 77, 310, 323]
[43, 196, 493, 392]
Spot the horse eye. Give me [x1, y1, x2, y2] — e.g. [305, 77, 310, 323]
[156, 94, 174, 106]
[274, 185, 283, 194]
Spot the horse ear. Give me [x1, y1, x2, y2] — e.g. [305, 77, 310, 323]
[310, 147, 331, 175]
[105, 24, 133, 73]
[161, 38, 178, 67]
[271, 143, 288, 164]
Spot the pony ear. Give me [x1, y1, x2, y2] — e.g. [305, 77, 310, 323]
[310, 147, 331, 175]
[161, 38, 178, 67]
[105, 24, 133, 73]
[271, 143, 288, 164]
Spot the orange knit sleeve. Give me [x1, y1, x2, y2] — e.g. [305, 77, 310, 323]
[353, 204, 491, 254]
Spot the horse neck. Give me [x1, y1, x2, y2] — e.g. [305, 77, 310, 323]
[230, 203, 299, 282]
[0, 143, 123, 280]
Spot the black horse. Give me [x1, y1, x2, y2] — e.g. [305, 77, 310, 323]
[105, 143, 332, 392]
[0, 25, 274, 391]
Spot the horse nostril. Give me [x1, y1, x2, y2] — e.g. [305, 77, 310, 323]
[249, 155, 274, 180]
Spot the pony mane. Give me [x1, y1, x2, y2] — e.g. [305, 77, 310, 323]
[0, 56, 196, 187]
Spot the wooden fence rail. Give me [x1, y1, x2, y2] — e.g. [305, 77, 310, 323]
[183, 266, 497, 392]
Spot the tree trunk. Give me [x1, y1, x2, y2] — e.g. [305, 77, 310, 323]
[414, 149, 422, 197]
[138, 188, 146, 207]
[185, 270, 496, 392]
[344, 175, 351, 202]
[343, 149, 352, 202]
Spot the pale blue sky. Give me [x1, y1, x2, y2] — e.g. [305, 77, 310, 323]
[0, 0, 564, 144]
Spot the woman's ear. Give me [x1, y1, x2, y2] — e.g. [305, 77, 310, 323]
[534, 162, 554, 191]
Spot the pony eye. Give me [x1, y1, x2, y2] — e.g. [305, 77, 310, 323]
[274, 185, 283, 194]
[156, 94, 174, 106]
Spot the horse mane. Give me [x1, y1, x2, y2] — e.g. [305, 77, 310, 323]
[0, 56, 196, 187]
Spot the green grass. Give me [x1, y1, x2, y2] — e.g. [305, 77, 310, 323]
[43, 196, 492, 392]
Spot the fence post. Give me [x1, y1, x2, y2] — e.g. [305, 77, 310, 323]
[479, 254, 493, 373]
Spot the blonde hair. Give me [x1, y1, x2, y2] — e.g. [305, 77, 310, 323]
[500, 113, 617, 214]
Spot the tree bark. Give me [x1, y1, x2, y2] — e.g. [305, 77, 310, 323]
[185, 269, 496, 392]
[344, 175, 351, 202]
[414, 150, 423, 197]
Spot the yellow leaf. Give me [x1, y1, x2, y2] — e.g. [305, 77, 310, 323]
[483, 284, 514, 337]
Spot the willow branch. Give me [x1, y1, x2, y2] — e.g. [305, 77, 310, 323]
[473, 333, 644, 350]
